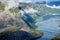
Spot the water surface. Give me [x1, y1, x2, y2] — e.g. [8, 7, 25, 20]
[36, 15, 60, 40]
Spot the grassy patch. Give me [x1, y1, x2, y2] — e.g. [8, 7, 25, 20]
[0, 3, 5, 11]
[58, 25, 60, 28]
[29, 28, 43, 36]
[52, 34, 60, 40]
[9, 8, 19, 13]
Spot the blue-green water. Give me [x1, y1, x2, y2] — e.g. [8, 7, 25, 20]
[36, 15, 60, 40]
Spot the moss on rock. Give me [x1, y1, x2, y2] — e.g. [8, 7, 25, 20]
[52, 34, 60, 40]
[9, 8, 19, 13]
[29, 28, 43, 36]
[0, 3, 5, 11]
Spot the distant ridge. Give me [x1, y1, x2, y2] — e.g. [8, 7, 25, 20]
[34, 1, 60, 6]
[35, 1, 46, 4]
[47, 1, 60, 6]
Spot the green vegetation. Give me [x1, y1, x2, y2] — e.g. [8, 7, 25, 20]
[9, 8, 19, 13]
[57, 25, 60, 29]
[16, 23, 20, 27]
[58, 25, 60, 28]
[33, 16, 41, 21]
[30, 24, 37, 29]
[14, 9, 19, 13]
[9, 9, 13, 13]
[52, 34, 60, 40]
[0, 3, 5, 11]
[29, 28, 43, 36]
[36, 17, 42, 21]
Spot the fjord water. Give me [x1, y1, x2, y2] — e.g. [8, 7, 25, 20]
[47, 1, 60, 6]
[36, 15, 60, 40]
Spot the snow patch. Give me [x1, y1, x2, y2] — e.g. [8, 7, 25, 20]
[46, 4, 60, 9]
[24, 7, 38, 14]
